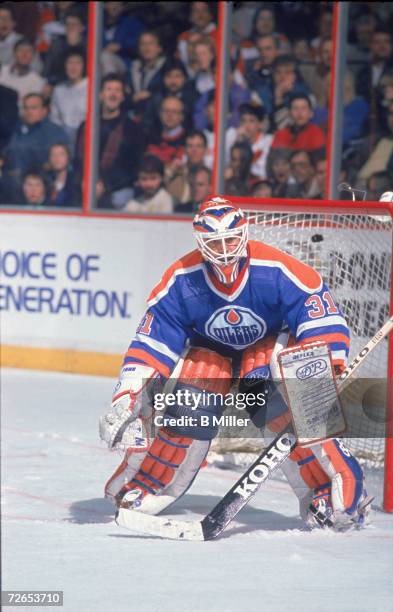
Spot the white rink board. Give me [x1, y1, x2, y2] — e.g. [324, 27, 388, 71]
[0, 214, 192, 353]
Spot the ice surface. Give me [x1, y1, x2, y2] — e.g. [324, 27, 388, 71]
[2, 369, 393, 612]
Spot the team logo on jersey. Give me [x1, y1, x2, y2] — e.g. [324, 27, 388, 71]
[205, 306, 267, 349]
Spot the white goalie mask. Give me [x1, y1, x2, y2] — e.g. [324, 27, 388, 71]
[193, 197, 249, 267]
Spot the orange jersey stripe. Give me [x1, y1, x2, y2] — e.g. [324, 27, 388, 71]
[125, 349, 170, 378]
[249, 240, 322, 292]
[148, 249, 203, 303]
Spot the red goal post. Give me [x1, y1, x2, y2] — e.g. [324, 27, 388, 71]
[226, 196, 393, 513]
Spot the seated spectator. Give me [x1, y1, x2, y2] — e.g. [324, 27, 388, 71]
[244, 33, 280, 92]
[251, 179, 274, 198]
[292, 38, 313, 65]
[238, 5, 290, 78]
[366, 170, 392, 200]
[124, 154, 173, 214]
[311, 10, 333, 53]
[227, 103, 273, 179]
[356, 28, 393, 103]
[174, 165, 211, 213]
[314, 71, 369, 148]
[130, 30, 169, 118]
[143, 59, 198, 134]
[75, 74, 145, 209]
[252, 55, 311, 129]
[50, 48, 87, 150]
[301, 37, 332, 108]
[0, 83, 18, 156]
[290, 149, 320, 198]
[194, 67, 251, 130]
[346, 13, 378, 71]
[0, 4, 22, 66]
[20, 171, 49, 206]
[177, 2, 216, 75]
[39, 2, 86, 53]
[356, 109, 393, 186]
[44, 143, 80, 207]
[102, 2, 145, 70]
[266, 148, 298, 197]
[0, 38, 46, 108]
[43, 10, 86, 86]
[190, 36, 216, 94]
[272, 94, 326, 154]
[166, 130, 207, 204]
[3, 93, 69, 189]
[224, 141, 255, 196]
[147, 96, 186, 167]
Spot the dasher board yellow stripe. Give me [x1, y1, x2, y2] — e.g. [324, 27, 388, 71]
[1, 345, 122, 377]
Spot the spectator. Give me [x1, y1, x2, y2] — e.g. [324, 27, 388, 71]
[3, 93, 69, 188]
[0, 4, 22, 66]
[251, 179, 274, 198]
[193, 69, 251, 130]
[252, 55, 311, 129]
[44, 10, 86, 86]
[0, 83, 18, 156]
[224, 141, 255, 196]
[143, 59, 198, 134]
[301, 37, 332, 108]
[39, 2, 85, 52]
[267, 149, 298, 198]
[314, 71, 369, 148]
[356, 28, 393, 102]
[347, 13, 378, 70]
[366, 170, 392, 200]
[20, 172, 49, 206]
[272, 94, 326, 154]
[147, 96, 187, 167]
[311, 10, 333, 53]
[177, 2, 216, 75]
[191, 36, 215, 94]
[174, 165, 211, 213]
[44, 143, 80, 207]
[238, 5, 290, 77]
[75, 74, 146, 208]
[50, 48, 87, 150]
[356, 109, 393, 186]
[102, 2, 145, 69]
[124, 154, 173, 214]
[290, 150, 320, 198]
[130, 30, 169, 118]
[166, 130, 207, 204]
[292, 38, 313, 64]
[0, 38, 46, 108]
[228, 103, 273, 179]
[245, 33, 280, 91]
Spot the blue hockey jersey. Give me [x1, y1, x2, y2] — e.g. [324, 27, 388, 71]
[124, 241, 350, 377]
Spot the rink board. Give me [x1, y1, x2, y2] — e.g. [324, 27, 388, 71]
[0, 214, 192, 375]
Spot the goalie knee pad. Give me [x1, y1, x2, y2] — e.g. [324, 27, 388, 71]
[162, 348, 232, 440]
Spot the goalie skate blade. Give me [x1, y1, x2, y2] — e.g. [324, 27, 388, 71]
[116, 508, 205, 541]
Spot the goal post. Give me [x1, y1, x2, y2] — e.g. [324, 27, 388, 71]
[225, 196, 393, 513]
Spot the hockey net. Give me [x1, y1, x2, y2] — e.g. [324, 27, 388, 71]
[209, 198, 393, 504]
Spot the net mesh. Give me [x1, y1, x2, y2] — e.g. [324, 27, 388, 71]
[211, 208, 392, 465]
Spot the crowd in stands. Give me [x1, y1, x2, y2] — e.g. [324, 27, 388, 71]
[0, 1, 393, 213]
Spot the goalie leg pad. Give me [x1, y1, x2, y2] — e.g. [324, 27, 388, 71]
[115, 428, 210, 514]
[163, 348, 232, 440]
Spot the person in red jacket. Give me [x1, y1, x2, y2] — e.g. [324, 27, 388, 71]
[272, 94, 326, 155]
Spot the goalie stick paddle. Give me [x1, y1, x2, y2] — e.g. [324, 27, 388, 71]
[116, 315, 393, 541]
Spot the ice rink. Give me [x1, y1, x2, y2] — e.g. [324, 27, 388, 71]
[2, 368, 393, 612]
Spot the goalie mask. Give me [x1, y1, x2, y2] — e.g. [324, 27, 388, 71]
[193, 198, 249, 278]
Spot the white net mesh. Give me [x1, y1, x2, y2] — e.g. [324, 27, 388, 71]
[211, 206, 392, 466]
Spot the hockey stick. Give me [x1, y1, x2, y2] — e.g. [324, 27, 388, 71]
[116, 316, 393, 541]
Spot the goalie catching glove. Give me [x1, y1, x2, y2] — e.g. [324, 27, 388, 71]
[99, 364, 159, 451]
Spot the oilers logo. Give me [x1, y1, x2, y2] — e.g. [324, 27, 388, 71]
[205, 306, 267, 349]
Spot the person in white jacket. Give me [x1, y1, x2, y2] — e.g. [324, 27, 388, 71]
[124, 154, 174, 215]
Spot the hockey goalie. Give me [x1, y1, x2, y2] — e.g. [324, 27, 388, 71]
[99, 197, 372, 531]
